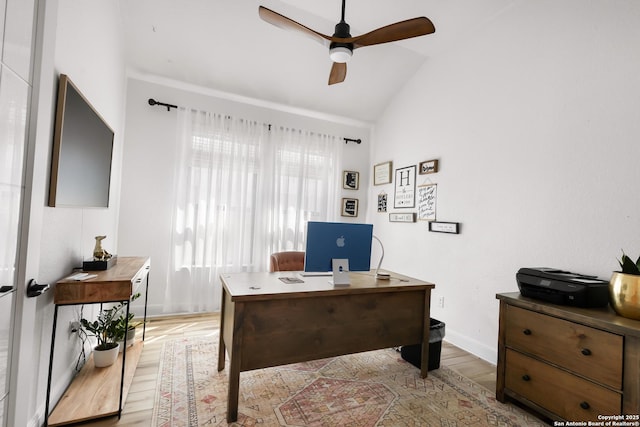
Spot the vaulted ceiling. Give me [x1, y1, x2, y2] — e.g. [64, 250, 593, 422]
[119, 0, 514, 123]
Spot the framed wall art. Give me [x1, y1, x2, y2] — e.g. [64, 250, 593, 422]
[419, 159, 439, 175]
[341, 198, 359, 217]
[394, 165, 416, 208]
[417, 184, 437, 221]
[429, 221, 460, 234]
[377, 193, 387, 212]
[389, 212, 416, 223]
[373, 161, 392, 185]
[343, 170, 359, 190]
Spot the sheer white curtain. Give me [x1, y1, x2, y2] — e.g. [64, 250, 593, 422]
[164, 108, 342, 313]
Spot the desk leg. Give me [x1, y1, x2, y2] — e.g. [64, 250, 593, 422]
[420, 290, 432, 379]
[218, 287, 227, 371]
[226, 301, 244, 423]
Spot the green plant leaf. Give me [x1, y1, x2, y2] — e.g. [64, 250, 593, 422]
[620, 251, 640, 275]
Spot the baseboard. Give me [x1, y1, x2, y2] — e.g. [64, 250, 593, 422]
[444, 329, 498, 365]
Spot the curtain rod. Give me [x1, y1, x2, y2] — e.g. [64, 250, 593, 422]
[148, 98, 178, 111]
[147, 98, 360, 144]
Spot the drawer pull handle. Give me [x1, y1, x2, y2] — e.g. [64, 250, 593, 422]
[522, 374, 531, 381]
[580, 401, 590, 410]
[523, 329, 532, 335]
[581, 348, 592, 356]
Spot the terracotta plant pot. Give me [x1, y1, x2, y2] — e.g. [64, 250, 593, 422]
[93, 343, 120, 367]
[609, 272, 640, 320]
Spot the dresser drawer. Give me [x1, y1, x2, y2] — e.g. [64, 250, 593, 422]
[505, 349, 621, 421]
[505, 305, 623, 389]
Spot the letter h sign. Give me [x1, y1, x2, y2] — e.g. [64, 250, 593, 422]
[394, 165, 416, 208]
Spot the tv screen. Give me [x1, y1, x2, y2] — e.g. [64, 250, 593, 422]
[48, 74, 114, 208]
[304, 221, 373, 272]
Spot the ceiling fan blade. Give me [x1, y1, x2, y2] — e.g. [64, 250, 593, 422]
[328, 62, 347, 85]
[350, 17, 435, 48]
[259, 6, 332, 47]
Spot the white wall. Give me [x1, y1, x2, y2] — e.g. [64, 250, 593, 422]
[28, 1, 127, 424]
[369, 0, 640, 363]
[118, 76, 372, 316]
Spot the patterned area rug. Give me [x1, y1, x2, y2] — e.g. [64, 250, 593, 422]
[152, 336, 547, 426]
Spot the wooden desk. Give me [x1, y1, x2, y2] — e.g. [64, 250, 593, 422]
[45, 256, 150, 426]
[218, 270, 435, 422]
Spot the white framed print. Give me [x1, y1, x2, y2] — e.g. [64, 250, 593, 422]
[389, 212, 416, 223]
[394, 165, 416, 208]
[417, 184, 437, 221]
[373, 161, 392, 185]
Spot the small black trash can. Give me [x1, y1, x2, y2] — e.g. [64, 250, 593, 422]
[400, 318, 445, 371]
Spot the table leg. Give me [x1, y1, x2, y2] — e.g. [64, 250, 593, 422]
[44, 305, 59, 427]
[420, 289, 432, 378]
[226, 300, 244, 423]
[218, 287, 227, 371]
[226, 355, 241, 422]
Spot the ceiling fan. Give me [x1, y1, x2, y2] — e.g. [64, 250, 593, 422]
[258, 0, 435, 85]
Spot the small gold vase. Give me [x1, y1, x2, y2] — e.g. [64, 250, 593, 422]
[609, 272, 640, 320]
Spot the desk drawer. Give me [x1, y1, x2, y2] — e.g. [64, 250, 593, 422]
[504, 305, 622, 389]
[505, 349, 621, 421]
[132, 261, 150, 293]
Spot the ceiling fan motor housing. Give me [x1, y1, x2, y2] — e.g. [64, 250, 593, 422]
[330, 21, 353, 53]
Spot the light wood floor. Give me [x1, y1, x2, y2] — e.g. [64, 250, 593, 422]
[77, 313, 497, 426]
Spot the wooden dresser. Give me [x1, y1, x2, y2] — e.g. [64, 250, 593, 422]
[496, 292, 640, 422]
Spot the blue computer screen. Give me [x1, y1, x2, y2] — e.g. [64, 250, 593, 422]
[304, 221, 373, 272]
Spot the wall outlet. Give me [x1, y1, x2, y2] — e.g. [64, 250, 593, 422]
[438, 296, 445, 308]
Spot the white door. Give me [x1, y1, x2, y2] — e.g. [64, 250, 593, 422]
[0, 53, 29, 427]
[0, 0, 39, 425]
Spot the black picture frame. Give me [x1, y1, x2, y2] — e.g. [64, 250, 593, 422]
[428, 221, 460, 234]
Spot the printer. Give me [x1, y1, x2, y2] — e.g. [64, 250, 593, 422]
[516, 267, 610, 308]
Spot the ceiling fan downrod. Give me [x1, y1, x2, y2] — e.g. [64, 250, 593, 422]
[330, 0, 353, 62]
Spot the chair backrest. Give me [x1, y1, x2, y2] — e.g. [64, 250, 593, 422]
[270, 251, 305, 272]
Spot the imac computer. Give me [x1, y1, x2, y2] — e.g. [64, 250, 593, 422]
[303, 221, 373, 274]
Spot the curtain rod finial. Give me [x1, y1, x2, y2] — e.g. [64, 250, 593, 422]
[148, 98, 177, 111]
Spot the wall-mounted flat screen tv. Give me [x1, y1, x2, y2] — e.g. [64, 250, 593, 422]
[48, 74, 114, 208]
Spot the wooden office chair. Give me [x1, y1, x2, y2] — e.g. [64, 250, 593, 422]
[270, 251, 305, 272]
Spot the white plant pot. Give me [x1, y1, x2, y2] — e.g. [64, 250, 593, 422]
[93, 343, 120, 367]
[118, 328, 137, 352]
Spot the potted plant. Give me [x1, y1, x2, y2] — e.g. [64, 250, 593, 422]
[112, 293, 143, 351]
[609, 251, 640, 320]
[80, 306, 120, 367]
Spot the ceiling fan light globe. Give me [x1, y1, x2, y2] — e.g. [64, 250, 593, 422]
[329, 46, 352, 63]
